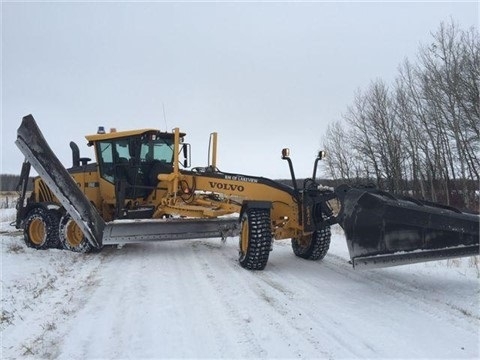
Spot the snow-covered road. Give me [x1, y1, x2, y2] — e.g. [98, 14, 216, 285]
[1, 208, 479, 359]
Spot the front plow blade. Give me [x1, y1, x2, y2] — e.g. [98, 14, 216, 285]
[335, 185, 479, 269]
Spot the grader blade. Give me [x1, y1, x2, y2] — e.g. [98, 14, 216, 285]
[15, 115, 105, 249]
[103, 218, 240, 245]
[335, 185, 479, 269]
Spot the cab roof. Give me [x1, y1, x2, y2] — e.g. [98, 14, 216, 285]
[85, 129, 159, 142]
[85, 128, 185, 144]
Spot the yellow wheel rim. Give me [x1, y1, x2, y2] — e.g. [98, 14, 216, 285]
[65, 220, 83, 247]
[240, 219, 249, 254]
[29, 218, 46, 245]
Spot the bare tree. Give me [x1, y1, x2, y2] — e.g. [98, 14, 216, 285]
[323, 19, 479, 209]
[322, 121, 361, 182]
[419, 20, 479, 206]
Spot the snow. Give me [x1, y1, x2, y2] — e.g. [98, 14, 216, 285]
[1, 208, 479, 359]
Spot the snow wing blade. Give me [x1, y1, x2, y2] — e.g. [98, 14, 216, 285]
[15, 115, 105, 248]
[335, 185, 479, 269]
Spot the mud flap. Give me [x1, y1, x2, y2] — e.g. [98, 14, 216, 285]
[15, 115, 105, 249]
[335, 185, 479, 269]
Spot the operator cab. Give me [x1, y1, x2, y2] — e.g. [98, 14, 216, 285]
[94, 132, 175, 186]
[86, 128, 187, 199]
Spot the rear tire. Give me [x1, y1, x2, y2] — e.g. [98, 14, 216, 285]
[59, 214, 92, 253]
[292, 226, 331, 260]
[239, 208, 272, 270]
[46, 209, 61, 249]
[23, 207, 60, 250]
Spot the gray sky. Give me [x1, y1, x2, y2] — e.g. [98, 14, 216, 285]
[2, 1, 478, 179]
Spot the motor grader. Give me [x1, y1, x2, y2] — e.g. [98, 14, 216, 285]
[14, 115, 479, 270]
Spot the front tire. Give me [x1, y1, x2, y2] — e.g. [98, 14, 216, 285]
[239, 208, 272, 270]
[59, 214, 92, 253]
[23, 207, 60, 250]
[292, 226, 331, 260]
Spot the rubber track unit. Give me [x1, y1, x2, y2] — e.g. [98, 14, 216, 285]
[240, 208, 272, 270]
[292, 226, 331, 260]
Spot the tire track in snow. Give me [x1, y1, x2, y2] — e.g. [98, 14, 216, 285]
[190, 240, 272, 358]
[57, 240, 267, 359]
[55, 244, 181, 359]
[264, 244, 479, 358]
[191, 240, 337, 359]
[170, 238, 479, 359]
[252, 257, 376, 358]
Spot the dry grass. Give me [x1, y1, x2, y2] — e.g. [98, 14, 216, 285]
[469, 256, 480, 278]
[0, 192, 18, 209]
[6, 242, 25, 254]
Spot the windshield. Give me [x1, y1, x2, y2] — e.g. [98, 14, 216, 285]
[97, 133, 174, 184]
[140, 134, 174, 163]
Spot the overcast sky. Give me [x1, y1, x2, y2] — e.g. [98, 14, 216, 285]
[2, 1, 478, 179]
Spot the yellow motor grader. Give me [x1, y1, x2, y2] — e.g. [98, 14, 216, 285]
[14, 115, 479, 270]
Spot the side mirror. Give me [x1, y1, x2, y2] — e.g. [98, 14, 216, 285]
[281, 148, 298, 192]
[312, 150, 326, 180]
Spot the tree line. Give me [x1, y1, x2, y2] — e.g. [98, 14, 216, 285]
[0, 174, 33, 192]
[322, 20, 479, 211]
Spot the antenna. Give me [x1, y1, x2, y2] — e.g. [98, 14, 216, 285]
[162, 102, 168, 130]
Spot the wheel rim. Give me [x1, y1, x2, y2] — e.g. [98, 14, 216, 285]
[65, 220, 84, 247]
[29, 218, 46, 245]
[240, 219, 249, 255]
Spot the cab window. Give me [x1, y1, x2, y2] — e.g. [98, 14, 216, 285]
[98, 142, 114, 183]
[140, 135, 174, 163]
[98, 139, 132, 183]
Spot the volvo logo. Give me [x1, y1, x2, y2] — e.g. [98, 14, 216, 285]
[209, 181, 245, 192]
